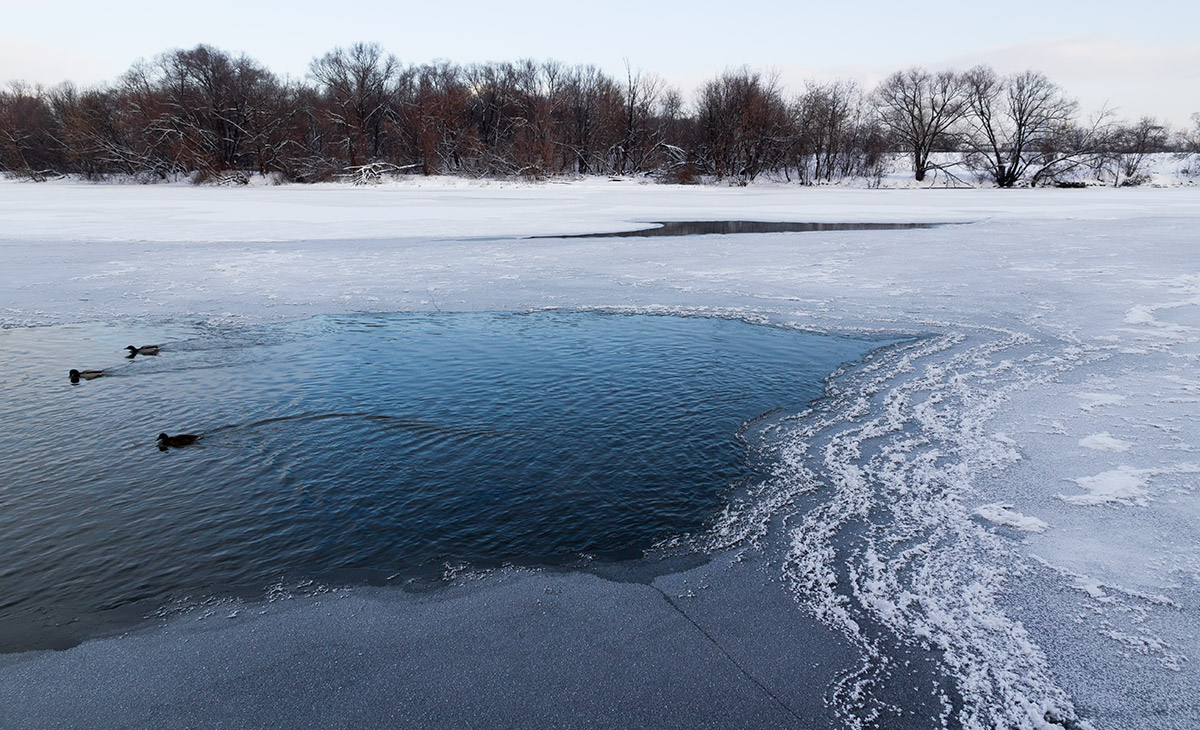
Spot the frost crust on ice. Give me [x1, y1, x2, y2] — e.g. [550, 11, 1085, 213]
[3, 178, 1199, 730]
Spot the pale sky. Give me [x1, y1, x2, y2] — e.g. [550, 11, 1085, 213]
[2, 0, 1197, 125]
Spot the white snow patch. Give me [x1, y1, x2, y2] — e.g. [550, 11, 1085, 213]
[974, 503, 1050, 532]
[1061, 466, 1150, 506]
[1125, 305, 1156, 325]
[1073, 575, 1111, 601]
[1078, 433, 1133, 452]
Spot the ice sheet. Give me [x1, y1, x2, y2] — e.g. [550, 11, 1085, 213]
[2, 177, 1198, 729]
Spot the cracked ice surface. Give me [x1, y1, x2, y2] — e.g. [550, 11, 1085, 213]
[2, 178, 1199, 729]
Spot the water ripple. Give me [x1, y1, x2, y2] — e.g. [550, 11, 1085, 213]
[0, 311, 878, 651]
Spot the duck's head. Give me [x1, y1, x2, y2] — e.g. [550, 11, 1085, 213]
[156, 433, 169, 441]
[69, 369, 81, 380]
[126, 345, 139, 353]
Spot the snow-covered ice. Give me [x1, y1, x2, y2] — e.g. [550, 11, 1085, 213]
[2, 176, 1199, 729]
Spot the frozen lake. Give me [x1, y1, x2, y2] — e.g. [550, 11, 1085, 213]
[1, 178, 1199, 729]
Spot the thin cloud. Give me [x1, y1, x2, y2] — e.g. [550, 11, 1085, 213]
[944, 36, 1200, 80]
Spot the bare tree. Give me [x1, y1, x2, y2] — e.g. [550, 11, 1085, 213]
[554, 64, 623, 174]
[961, 66, 1082, 187]
[1094, 116, 1169, 186]
[1185, 113, 1200, 154]
[0, 83, 61, 179]
[46, 83, 133, 179]
[614, 62, 668, 174]
[509, 59, 560, 177]
[695, 68, 791, 181]
[94, 45, 293, 179]
[792, 80, 884, 184]
[1174, 113, 1200, 180]
[460, 62, 522, 174]
[309, 43, 400, 167]
[8, 43, 1190, 187]
[873, 67, 968, 181]
[399, 61, 470, 175]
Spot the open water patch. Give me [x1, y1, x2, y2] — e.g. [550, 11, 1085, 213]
[0, 311, 883, 652]
[534, 220, 957, 238]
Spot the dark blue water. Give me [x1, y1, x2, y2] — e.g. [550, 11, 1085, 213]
[0, 311, 879, 651]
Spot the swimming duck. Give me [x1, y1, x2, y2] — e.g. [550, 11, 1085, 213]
[126, 345, 160, 356]
[157, 433, 200, 450]
[68, 369, 105, 382]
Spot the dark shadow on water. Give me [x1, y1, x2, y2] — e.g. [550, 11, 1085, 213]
[533, 220, 965, 239]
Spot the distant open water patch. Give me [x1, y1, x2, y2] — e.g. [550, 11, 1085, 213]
[532, 220, 961, 238]
[0, 310, 886, 652]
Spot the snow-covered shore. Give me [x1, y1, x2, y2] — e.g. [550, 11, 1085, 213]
[2, 177, 1198, 729]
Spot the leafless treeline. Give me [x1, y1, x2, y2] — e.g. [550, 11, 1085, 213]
[1, 43, 1196, 187]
